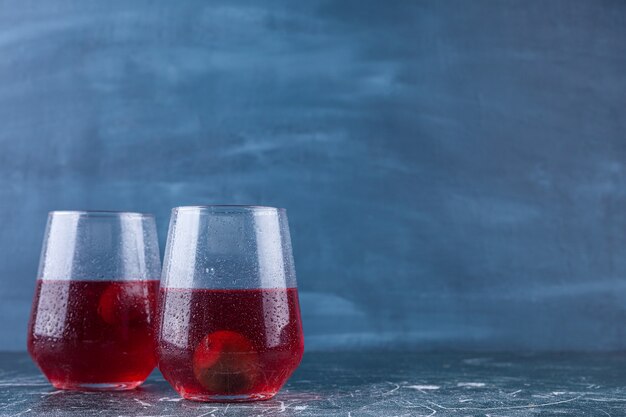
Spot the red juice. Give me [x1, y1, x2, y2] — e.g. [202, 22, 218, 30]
[158, 287, 304, 402]
[27, 279, 159, 390]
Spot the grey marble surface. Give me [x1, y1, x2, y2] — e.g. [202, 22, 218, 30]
[2, 351, 626, 416]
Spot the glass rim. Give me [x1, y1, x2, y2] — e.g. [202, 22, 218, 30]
[172, 205, 286, 214]
[48, 210, 154, 218]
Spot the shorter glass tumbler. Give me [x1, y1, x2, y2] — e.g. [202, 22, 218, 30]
[27, 211, 161, 391]
[158, 206, 304, 402]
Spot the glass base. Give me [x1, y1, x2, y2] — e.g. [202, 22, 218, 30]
[181, 391, 277, 403]
[51, 381, 143, 391]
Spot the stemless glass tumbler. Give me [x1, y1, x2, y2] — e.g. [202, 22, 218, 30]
[27, 211, 161, 391]
[158, 206, 304, 402]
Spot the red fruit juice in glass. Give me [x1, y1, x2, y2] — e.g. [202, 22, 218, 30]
[28, 279, 159, 390]
[157, 206, 305, 402]
[27, 211, 162, 391]
[158, 287, 304, 400]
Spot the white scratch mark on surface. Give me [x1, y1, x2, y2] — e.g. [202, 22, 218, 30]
[421, 405, 437, 416]
[196, 410, 218, 417]
[427, 395, 582, 411]
[383, 382, 400, 395]
[40, 390, 64, 396]
[134, 398, 152, 407]
[10, 409, 32, 417]
[293, 405, 308, 411]
[128, 415, 175, 417]
[587, 397, 626, 402]
[462, 357, 492, 365]
[509, 389, 522, 396]
[457, 382, 485, 388]
[157, 397, 182, 402]
[0, 400, 25, 410]
[405, 385, 441, 394]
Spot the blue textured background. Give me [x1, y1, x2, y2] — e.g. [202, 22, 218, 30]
[2, 0, 626, 351]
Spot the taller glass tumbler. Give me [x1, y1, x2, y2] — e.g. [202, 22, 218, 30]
[27, 211, 161, 391]
[158, 206, 304, 402]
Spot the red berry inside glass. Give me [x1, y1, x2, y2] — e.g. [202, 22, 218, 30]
[193, 331, 260, 394]
[98, 282, 151, 326]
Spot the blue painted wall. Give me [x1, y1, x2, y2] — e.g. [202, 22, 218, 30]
[1, 0, 626, 351]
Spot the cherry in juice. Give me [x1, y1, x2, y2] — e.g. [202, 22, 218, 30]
[27, 279, 159, 390]
[158, 288, 304, 402]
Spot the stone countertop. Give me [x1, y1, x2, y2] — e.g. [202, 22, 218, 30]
[1, 351, 626, 416]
